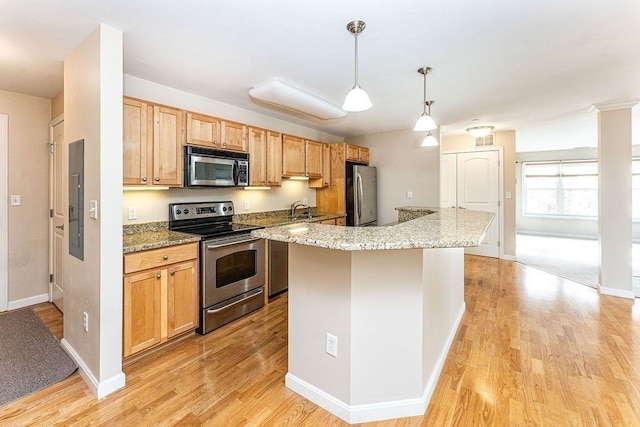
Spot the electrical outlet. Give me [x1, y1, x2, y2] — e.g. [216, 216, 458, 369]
[302, 197, 308, 205]
[127, 207, 137, 220]
[83, 312, 89, 332]
[406, 191, 413, 198]
[506, 191, 512, 199]
[326, 333, 338, 358]
[244, 200, 249, 211]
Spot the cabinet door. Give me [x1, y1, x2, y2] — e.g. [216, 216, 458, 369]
[123, 98, 150, 185]
[266, 131, 282, 186]
[358, 147, 370, 164]
[346, 144, 359, 162]
[186, 112, 220, 148]
[305, 140, 323, 178]
[248, 127, 267, 186]
[221, 120, 247, 152]
[282, 135, 305, 177]
[167, 260, 198, 338]
[153, 105, 184, 186]
[123, 269, 162, 357]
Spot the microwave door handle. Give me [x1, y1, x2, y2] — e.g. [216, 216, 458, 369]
[233, 160, 238, 185]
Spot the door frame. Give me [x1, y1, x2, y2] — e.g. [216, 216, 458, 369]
[49, 114, 64, 305]
[0, 114, 8, 312]
[441, 146, 505, 259]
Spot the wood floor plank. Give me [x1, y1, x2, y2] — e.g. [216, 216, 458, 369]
[2, 256, 640, 426]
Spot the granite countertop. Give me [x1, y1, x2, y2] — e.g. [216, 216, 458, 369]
[234, 213, 344, 228]
[251, 207, 494, 251]
[123, 222, 201, 254]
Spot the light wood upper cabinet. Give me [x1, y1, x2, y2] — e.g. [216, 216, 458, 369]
[310, 143, 331, 188]
[153, 105, 184, 186]
[123, 97, 183, 187]
[345, 144, 369, 164]
[220, 120, 248, 152]
[123, 242, 199, 358]
[266, 131, 283, 186]
[304, 140, 323, 178]
[248, 127, 282, 186]
[282, 135, 306, 177]
[282, 135, 323, 179]
[123, 98, 150, 185]
[186, 112, 220, 148]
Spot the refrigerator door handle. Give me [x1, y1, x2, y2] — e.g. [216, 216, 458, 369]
[356, 173, 363, 221]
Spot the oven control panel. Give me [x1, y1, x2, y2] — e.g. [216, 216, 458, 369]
[170, 201, 234, 221]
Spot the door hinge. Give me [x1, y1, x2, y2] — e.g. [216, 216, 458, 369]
[50, 209, 53, 218]
[49, 274, 53, 283]
[497, 240, 501, 247]
[49, 143, 54, 153]
[497, 200, 501, 207]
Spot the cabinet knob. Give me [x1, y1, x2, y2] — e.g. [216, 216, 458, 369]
[163, 255, 169, 260]
[142, 177, 147, 182]
[213, 141, 218, 145]
[155, 177, 160, 182]
[156, 274, 161, 279]
[170, 271, 175, 276]
[222, 142, 227, 147]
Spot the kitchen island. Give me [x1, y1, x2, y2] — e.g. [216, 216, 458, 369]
[252, 208, 494, 423]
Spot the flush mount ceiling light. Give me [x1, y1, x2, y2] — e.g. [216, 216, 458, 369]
[342, 20, 372, 112]
[414, 67, 437, 131]
[421, 130, 438, 147]
[249, 78, 346, 120]
[466, 126, 495, 138]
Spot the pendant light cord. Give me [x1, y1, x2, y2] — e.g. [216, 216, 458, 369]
[422, 72, 427, 114]
[354, 32, 359, 85]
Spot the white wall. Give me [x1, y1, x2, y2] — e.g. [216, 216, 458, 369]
[0, 90, 51, 308]
[122, 76, 341, 223]
[63, 24, 124, 398]
[346, 129, 440, 225]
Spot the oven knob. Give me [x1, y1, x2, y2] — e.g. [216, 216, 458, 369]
[175, 209, 182, 215]
[183, 209, 190, 214]
[228, 206, 233, 212]
[222, 207, 227, 212]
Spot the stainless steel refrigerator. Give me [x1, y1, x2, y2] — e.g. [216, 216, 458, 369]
[346, 163, 377, 226]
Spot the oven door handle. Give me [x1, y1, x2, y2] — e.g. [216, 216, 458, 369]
[205, 236, 261, 249]
[206, 287, 264, 314]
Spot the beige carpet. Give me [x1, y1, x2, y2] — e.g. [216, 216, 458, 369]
[0, 308, 77, 406]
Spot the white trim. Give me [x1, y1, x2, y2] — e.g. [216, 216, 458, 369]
[286, 303, 466, 424]
[0, 114, 7, 312]
[61, 338, 126, 399]
[501, 254, 517, 261]
[7, 293, 49, 310]
[589, 99, 640, 113]
[599, 285, 636, 300]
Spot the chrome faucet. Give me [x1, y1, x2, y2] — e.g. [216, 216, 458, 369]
[291, 200, 310, 219]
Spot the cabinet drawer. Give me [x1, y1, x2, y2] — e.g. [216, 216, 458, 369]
[124, 242, 198, 274]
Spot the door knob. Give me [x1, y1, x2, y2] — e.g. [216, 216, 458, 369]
[55, 224, 64, 230]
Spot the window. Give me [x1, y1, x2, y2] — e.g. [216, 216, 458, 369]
[522, 161, 598, 217]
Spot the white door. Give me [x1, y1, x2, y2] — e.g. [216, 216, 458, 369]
[456, 150, 500, 258]
[50, 118, 65, 312]
[440, 153, 457, 208]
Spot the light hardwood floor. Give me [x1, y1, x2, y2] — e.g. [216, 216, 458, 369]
[2, 256, 640, 426]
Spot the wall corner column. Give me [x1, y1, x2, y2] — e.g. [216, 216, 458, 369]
[590, 99, 638, 299]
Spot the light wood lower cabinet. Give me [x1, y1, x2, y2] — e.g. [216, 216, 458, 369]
[123, 242, 199, 358]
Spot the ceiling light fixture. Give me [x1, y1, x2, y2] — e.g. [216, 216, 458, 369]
[466, 126, 494, 138]
[342, 20, 372, 112]
[249, 78, 346, 120]
[414, 67, 437, 131]
[421, 130, 438, 147]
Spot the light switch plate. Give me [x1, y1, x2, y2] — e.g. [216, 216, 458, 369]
[89, 200, 98, 219]
[10, 195, 21, 206]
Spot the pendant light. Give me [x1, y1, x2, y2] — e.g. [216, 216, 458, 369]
[342, 20, 372, 112]
[421, 131, 438, 147]
[414, 67, 437, 131]
[466, 126, 494, 138]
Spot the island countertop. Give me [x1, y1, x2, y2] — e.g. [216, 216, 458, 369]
[251, 207, 494, 251]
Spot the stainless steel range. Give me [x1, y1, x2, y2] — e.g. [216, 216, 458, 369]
[168, 201, 265, 334]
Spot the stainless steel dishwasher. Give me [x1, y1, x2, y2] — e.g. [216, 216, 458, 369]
[269, 240, 288, 296]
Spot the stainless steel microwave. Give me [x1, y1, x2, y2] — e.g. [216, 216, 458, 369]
[184, 146, 249, 187]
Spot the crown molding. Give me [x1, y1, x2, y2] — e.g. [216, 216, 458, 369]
[588, 99, 640, 113]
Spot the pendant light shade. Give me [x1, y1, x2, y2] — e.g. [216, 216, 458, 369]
[414, 67, 437, 131]
[466, 126, 494, 138]
[421, 131, 438, 147]
[343, 20, 372, 112]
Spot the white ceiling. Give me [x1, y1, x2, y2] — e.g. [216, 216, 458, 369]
[2, 0, 640, 152]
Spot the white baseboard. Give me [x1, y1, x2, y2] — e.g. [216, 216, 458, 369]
[501, 254, 517, 261]
[8, 292, 49, 310]
[61, 338, 126, 399]
[286, 303, 466, 424]
[599, 285, 636, 300]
